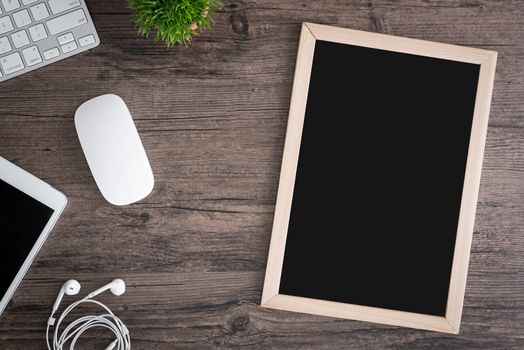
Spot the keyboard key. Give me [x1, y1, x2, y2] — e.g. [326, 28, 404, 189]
[46, 9, 87, 35]
[60, 40, 76, 53]
[48, 0, 80, 15]
[0, 16, 14, 35]
[0, 36, 11, 53]
[78, 34, 94, 47]
[10, 29, 29, 48]
[22, 0, 38, 4]
[0, 52, 24, 74]
[1, 0, 20, 12]
[43, 46, 59, 59]
[28, 23, 46, 41]
[57, 31, 73, 45]
[21, 45, 41, 66]
[13, 9, 31, 27]
[30, 2, 49, 21]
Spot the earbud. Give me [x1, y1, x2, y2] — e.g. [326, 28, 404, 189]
[52, 279, 81, 313]
[87, 279, 125, 299]
[47, 279, 130, 350]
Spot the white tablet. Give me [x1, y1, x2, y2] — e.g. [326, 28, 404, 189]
[0, 156, 67, 316]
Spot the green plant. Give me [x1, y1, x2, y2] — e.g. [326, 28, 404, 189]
[129, 0, 222, 47]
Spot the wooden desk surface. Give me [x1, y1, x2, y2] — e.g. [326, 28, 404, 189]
[0, 1, 522, 349]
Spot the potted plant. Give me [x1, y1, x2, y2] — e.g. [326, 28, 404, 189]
[129, 0, 222, 47]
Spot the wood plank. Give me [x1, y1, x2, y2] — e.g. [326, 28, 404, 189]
[0, 0, 522, 348]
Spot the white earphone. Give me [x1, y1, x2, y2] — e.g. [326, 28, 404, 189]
[87, 279, 126, 298]
[52, 279, 81, 313]
[47, 279, 130, 350]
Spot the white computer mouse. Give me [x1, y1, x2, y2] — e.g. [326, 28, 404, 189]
[75, 94, 154, 205]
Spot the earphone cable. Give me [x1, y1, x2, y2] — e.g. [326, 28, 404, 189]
[47, 297, 130, 350]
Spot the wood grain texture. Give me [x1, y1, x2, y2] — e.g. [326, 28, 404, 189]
[0, 0, 522, 349]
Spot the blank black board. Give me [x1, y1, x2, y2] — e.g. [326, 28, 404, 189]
[278, 40, 480, 316]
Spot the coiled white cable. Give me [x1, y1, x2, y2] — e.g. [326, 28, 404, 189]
[46, 297, 130, 350]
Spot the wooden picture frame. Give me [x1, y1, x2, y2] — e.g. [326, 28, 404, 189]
[261, 22, 497, 334]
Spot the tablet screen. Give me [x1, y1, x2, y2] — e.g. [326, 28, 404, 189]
[0, 179, 54, 297]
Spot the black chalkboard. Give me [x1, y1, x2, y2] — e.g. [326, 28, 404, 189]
[278, 40, 480, 317]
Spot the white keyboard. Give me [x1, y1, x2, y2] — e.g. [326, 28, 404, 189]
[0, 0, 99, 82]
